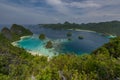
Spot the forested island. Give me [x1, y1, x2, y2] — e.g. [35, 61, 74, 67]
[41, 20, 120, 36]
[0, 24, 120, 80]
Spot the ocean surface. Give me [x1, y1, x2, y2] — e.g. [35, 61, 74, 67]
[13, 25, 109, 57]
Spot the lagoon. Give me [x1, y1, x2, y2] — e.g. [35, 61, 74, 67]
[13, 25, 109, 57]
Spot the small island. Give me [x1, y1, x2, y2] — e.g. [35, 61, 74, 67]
[45, 41, 53, 48]
[68, 37, 72, 41]
[39, 33, 46, 40]
[67, 32, 72, 37]
[78, 36, 84, 39]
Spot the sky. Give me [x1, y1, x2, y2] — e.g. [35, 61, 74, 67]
[0, 0, 120, 24]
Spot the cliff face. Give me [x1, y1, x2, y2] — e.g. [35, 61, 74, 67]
[1, 27, 12, 40]
[1, 24, 33, 41]
[10, 24, 33, 36]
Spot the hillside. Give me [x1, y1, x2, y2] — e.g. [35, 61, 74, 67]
[93, 37, 120, 58]
[0, 24, 120, 80]
[1, 27, 12, 40]
[42, 21, 120, 36]
[1, 24, 33, 41]
[10, 24, 33, 37]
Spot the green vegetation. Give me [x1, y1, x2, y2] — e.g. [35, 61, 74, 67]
[11, 24, 33, 36]
[39, 34, 46, 40]
[0, 24, 120, 80]
[93, 37, 120, 58]
[41, 20, 120, 36]
[45, 41, 53, 48]
[1, 24, 33, 41]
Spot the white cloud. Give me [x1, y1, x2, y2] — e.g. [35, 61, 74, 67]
[68, 1, 101, 8]
[46, 0, 70, 15]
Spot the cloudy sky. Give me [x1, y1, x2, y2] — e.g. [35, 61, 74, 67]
[0, 0, 120, 24]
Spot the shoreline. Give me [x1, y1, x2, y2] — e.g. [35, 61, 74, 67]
[11, 35, 44, 56]
[20, 35, 32, 40]
[12, 41, 45, 57]
[68, 29, 117, 38]
[11, 35, 54, 58]
[27, 50, 43, 56]
[68, 29, 96, 33]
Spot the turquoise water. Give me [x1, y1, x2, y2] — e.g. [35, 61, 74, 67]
[16, 36, 68, 57]
[107, 35, 117, 39]
[18, 37, 43, 50]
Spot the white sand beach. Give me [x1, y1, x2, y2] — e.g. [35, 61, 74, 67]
[68, 29, 96, 33]
[27, 50, 43, 56]
[11, 35, 32, 46]
[20, 35, 32, 39]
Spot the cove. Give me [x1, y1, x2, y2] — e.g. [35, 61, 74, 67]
[12, 27, 110, 57]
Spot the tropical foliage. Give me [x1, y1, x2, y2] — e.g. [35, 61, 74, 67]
[0, 24, 120, 80]
[93, 37, 120, 58]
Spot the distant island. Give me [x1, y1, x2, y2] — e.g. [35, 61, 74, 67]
[41, 20, 120, 36]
